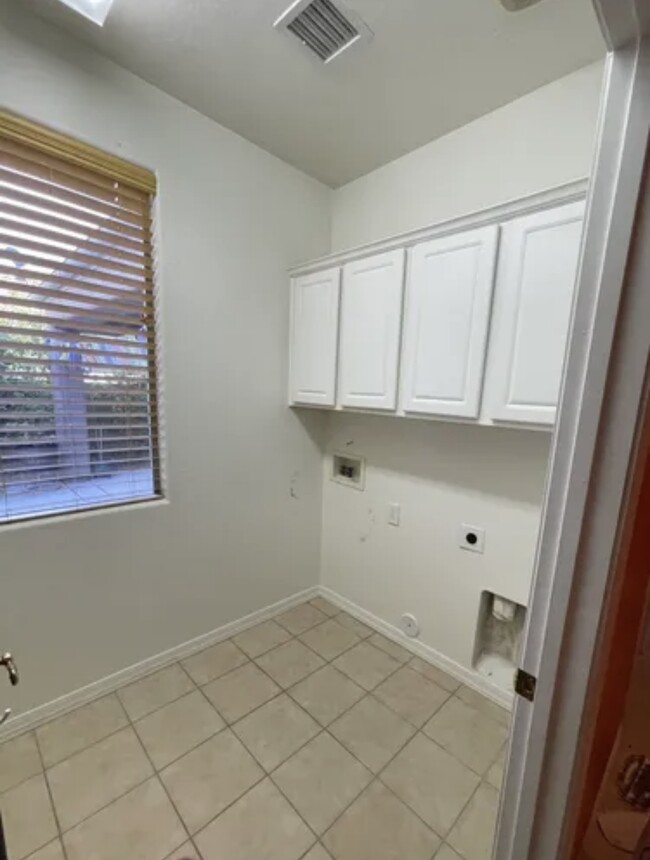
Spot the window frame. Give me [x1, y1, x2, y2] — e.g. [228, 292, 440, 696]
[0, 111, 164, 525]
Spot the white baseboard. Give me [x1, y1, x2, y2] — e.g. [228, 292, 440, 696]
[319, 586, 514, 710]
[1, 586, 319, 742]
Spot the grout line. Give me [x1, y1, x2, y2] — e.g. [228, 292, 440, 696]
[32, 728, 70, 860]
[121, 700, 196, 857]
[9, 600, 502, 860]
[116, 663, 199, 721]
[186, 770, 269, 844]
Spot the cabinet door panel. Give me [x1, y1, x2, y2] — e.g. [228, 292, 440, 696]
[289, 267, 340, 406]
[339, 249, 405, 410]
[401, 225, 499, 418]
[485, 201, 585, 425]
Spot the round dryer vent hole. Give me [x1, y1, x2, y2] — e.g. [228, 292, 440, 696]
[401, 613, 420, 638]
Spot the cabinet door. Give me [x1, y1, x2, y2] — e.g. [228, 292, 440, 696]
[289, 267, 340, 406]
[400, 225, 499, 419]
[338, 249, 405, 411]
[485, 201, 585, 425]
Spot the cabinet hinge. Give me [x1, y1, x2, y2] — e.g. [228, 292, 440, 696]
[514, 668, 537, 702]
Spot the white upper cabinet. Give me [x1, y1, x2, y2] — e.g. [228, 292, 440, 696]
[289, 267, 340, 407]
[484, 201, 585, 425]
[338, 249, 406, 411]
[400, 226, 499, 419]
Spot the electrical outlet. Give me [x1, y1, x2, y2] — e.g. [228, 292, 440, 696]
[459, 524, 485, 553]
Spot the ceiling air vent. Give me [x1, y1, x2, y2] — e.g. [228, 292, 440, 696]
[274, 0, 372, 64]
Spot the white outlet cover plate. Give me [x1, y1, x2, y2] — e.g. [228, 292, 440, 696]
[459, 524, 485, 553]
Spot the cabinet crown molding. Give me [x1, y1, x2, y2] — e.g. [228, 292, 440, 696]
[289, 178, 588, 276]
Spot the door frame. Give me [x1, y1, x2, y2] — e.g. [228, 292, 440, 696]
[495, 3, 650, 859]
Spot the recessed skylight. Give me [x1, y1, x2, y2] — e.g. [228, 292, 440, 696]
[57, 0, 115, 26]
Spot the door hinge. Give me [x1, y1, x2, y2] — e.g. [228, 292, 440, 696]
[514, 668, 537, 702]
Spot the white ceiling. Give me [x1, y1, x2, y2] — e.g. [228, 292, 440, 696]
[18, 0, 605, 187]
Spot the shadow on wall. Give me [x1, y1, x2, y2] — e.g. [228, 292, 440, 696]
[322, 411, 552, 508]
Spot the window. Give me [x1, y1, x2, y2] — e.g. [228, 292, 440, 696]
[0, 112, 162, 523]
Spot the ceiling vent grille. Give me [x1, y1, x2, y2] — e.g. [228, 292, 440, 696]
[275, 0, 371, 63]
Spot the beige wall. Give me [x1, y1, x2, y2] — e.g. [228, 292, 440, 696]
[322, 62, 605, 681]
[0, 5, 331, 716]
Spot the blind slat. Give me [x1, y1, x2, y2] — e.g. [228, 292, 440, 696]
[0, 249, 148, 292]
[0, 422, 157, 435]
[0, 301, 148, 329]
[0, 282, 150, 317]
[0, 278, 153, 312]
[0, 182, 145, 241]
[0, 168, 147, 228]
[0, 219, 151, 267]
[0, 154, 147, 215]
[0, 323, 151, 349]
[1, 461, 158, 488]
[0, 338, 148, 360]
[0, 232, 150, 279]
[0, 204, 150, 255]
[0, 194, 147, 244]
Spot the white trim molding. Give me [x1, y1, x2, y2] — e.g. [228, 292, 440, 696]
[319, 586, 513, 709]
[0, 586, 319, 742]
[288, 179, 589, 276]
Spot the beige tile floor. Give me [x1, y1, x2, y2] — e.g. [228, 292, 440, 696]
[0, 598, 510, 860]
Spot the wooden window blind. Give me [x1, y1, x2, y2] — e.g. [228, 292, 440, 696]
[0, 112, 162, 523]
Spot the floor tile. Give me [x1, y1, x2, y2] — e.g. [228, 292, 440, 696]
[309, 597, 340, 617]
[330, 696, 415, 773]
[447, 783, 500, 860]
[0, 732, 42, 793]
[275, 603, 328, 635]
[63, 777, 186, 860]
[423, 697, 508, 775]
[374, 666, 450, 727]
[381, 734, 479, 837]
[233, 694, 320, 771]
[36, 695, 128, 767]
[486, 748, 506, 791]
[181, 640, 248, 686]
[273, 733, 372, 834]
[455, 686, 510, 728]
[333, 642, 401, 691]
[233, 621, 291, 658]
[195, 779, 314, 860]
[165, 842, 202, 860]
[300, 619, 360, 660]
[322, 781, 440, 860]
[203, 663, 280, 723]
[289, 666, 365, 726]
[335, 612, 374, 639]
[47, 726, 153, 831]
[1, 774, 57, 860]
[303, 845, 333, 860]
[26, 839, 65, 860]
[160, 729, 263, 834]
[435, 846, 464, 860]
[409, 657, 462, 693]
[368, 633, 412, 663]
[135, 690, 224, 769]
[256, 639, 324, 688]
[118, 665, 195, 722]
